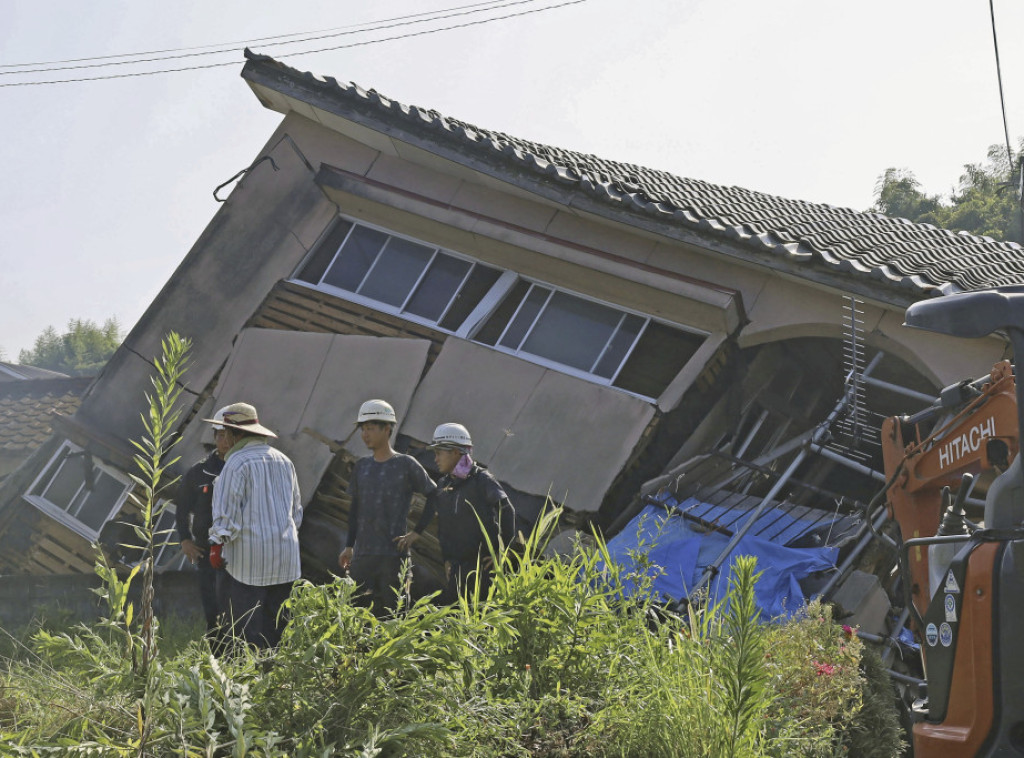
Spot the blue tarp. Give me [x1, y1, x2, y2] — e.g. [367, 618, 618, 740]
[674, 495, 844, 545]
[602, 503, 839, 620]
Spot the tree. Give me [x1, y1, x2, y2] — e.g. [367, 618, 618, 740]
[18, 317, 122, 376]
[872, 141, 1024, 245]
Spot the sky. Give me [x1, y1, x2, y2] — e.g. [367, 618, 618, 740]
[2, 0, 1023, 360]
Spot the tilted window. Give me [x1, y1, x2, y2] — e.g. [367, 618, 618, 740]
[475, 282, 705, 397]
[295, 219, 502, 332]
[294, 219, 706, 399]
[25, 441, 132, 538]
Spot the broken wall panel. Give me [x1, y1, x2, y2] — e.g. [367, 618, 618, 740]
[175, 328, 430, 502]
[402, 338, 655, 511]
[250, 281, 447, 369]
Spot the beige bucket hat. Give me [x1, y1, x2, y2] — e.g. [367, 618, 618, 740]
[203, 402, 278, 438]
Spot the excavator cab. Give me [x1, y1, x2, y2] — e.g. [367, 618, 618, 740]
[891, 287, 1024, 756]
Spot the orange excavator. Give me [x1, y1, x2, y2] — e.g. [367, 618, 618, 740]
[881, 287, 1024, 756]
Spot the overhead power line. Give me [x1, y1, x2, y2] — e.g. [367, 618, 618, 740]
[1, 0, 543, 76]
[988, 0, 1024, 231]
[0, 0, 513, 70]
[0, 0, 589, 88]
[989, 0, 1014, 169]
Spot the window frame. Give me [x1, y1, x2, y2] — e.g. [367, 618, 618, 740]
[23, 440, 134, 541]
[293, 218, 502, 334]
[292, 217, 709, 400]
[472, 275, 707, 394]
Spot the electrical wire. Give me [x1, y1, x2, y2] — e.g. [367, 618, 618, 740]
[0, 0, 512, 69]
[989, 0, 1014, 171]
[988, 0, 1024, 232]
[0, 0, 587, 88]
[0, 0, 540, 75]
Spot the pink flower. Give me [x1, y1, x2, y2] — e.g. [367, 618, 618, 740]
[842, 624, 854, 639]
[813, 660, 836, 676]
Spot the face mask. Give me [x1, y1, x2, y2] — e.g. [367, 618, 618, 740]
[453, 453, 473, 479]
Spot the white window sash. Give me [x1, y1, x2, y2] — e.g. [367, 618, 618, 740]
[23, 440, 133, 540]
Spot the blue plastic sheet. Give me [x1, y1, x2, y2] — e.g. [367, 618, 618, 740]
[674, 496, 844, 545]
[602, 503, 839, 620]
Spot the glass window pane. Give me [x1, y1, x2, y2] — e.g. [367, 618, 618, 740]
[358, 237, 434, 307]
[614, 322, 705, 397]
[296, 220, 353, 285]
[522, 292, 621, 371]
[403, 254, 471, 321]
[475, 280, 530, 345]
[322, 225, 388, 292]
[594, 314, 645, 378]
[500, 286, 550, 350]
[75, 470, 127, 532]
[39, 453, 84, 509]
[439, 264, 502, 331]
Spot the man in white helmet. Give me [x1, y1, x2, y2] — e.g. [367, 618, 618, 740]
[175, 405, 232, 642]
[206, 402, 303, 650]
[338, 399, 436, 615]
[398, 422, 516, 604]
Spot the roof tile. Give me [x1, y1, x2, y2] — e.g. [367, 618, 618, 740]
[243, 51, 1024, 296]
[0, 378, 91, 453]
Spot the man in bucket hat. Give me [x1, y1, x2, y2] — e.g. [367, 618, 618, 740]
[206, 402, 302, 650]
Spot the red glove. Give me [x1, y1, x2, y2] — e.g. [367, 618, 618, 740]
[208, 543, 225, 570]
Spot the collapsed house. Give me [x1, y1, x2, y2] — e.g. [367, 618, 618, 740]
[1, 52, 1022, 631]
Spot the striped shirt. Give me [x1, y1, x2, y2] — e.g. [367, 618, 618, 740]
[209, 439, 303, 587]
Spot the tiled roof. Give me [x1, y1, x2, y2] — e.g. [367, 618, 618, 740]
[242, 51, 1024, 299]
[0, 377, 92, 453]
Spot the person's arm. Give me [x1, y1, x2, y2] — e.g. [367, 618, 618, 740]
[339, 467, 359, 570]
[414, 490, 438, 534]
[397, 489, 438, 551]
[208, 461, 243, 546]
[482, 472, 517, 547]
[498, 496, 517, 548]
[176, 466, 206, 562]
[345, 470, 360, 549]
[290, 461, 303, 530]
[410, 457, 437, 498]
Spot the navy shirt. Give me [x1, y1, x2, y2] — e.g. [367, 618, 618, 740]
[175, 451, 225, 547]
[346, 454, 436, 556]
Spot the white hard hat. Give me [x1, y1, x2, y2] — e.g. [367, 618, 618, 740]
[210, 405, 231, 431]
[356, 399, 397, 425]
[430, 422, 472, 450]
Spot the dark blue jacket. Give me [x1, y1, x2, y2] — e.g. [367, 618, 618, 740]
[414, 464, 516, 562]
